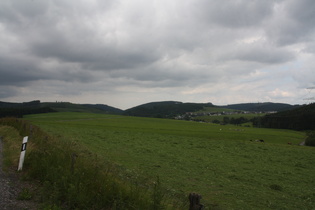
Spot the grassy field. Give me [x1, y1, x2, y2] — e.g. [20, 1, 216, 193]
[24, 112, 315, 209]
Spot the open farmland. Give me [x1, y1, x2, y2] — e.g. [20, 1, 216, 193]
[25, 112, 315, 209]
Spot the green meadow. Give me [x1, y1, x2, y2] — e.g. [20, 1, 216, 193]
[25, 112, 315, 209]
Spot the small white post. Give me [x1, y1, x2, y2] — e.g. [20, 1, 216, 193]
[18, 136, 28, 171]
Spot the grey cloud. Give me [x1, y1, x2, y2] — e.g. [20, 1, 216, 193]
[0, 57, 42, 85]
[0, 86, 19, 99]
[266, 0, 315, 46]
[108, 66, 190, 85]
[9, 0, 49, 18]
[1, 0, 158, 84]
[3, 0, 161, 71]
[0, 54, 96, 86]
[224, 44, 295, 64]
[0, 0, 50, 31]
[195, 0, 276, 28]
[303, 43, 315, 54]
[32, 39, 159, 71]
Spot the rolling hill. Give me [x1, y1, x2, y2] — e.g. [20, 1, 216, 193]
[42, 102, 123, 114]
[0, 101, 123, 118]
[0, 100, 303, 121]
[124, 101, 214, 118]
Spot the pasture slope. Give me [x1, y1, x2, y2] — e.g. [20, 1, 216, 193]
[25, 112, 315, 210]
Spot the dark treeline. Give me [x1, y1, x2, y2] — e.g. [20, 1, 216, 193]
[0, 100, 123, 116]
[0, 100, 41, 108]
[252, 103, 315, 131]
[0, 100, 56, 118]
[221, 102, 298, 112]
[0, 107, 56, 118]
[211, 116, 250, 125]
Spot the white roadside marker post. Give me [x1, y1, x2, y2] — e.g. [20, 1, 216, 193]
[18, 136, 28, 171]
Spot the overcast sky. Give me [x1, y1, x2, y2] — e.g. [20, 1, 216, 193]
[1, 0, 315, 109]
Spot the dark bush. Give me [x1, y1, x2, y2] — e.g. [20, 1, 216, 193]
[305, 131, 315, 147]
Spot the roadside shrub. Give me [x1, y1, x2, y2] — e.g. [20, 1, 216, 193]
[305, 131, 315, 147]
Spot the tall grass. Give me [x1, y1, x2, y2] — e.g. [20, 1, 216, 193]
[0, 118, 183, 209]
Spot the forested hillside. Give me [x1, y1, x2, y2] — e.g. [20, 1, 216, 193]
[0, 101, 123, 118]
[124, 101, 214, 118]
[82, 104, 123, 114]
[255, 103, 315, 130]
[0, 100, 56, 118]
[220, 102, 299, 112]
